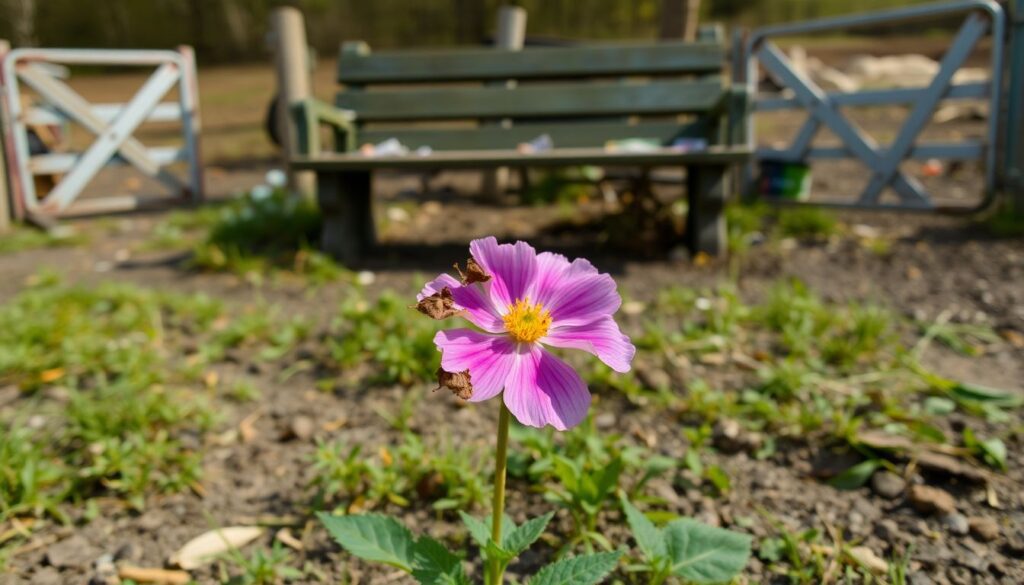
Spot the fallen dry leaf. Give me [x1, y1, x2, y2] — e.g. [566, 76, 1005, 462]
[169, 526, 264, 569]
[119, 565, 191, 584]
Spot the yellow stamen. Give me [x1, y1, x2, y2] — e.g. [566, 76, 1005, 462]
[503, 297, 552, 343]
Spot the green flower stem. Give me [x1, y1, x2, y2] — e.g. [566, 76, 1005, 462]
[488, 402, 511, 585]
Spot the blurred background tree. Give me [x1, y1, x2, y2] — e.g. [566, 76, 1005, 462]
[0, 0, 937, 63]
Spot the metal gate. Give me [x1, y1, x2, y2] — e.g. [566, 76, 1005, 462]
[0, 46, 203, 220]
[738, 0, 1006, 211]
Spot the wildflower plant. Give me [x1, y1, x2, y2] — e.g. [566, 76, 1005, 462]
[317, 238, 751, 584]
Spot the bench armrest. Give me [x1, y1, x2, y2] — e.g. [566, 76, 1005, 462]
[291, 99, 357, 156]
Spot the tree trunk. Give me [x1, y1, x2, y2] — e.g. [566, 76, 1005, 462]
[659, 0, 701, 42]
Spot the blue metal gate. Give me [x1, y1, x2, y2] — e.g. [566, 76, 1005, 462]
[739, 0, 1006, 211]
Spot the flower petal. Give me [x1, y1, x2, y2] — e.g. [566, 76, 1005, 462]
[503, 346, 590, 430]
[434, 329, 516, 402]
[417, 273, 460, 300]
[543, 273, 622, 327]
[543, 317, 636, 373]
[469, 237, 537, 310]
[419, 272, 505, 333]
[531, 252, 599, 307]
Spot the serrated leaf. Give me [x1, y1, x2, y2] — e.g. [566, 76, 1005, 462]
[620, 497, 665, 561]
[528, 551, 622, 585]
[458, 511, 491, 549]
[665, 518, 751, 584]
[317, 513, 414, 571]
[503, 512, 554, 557]
[412, 536, 469, 585]
[458, 512, 514, 563]
[828, 459, 880, 490]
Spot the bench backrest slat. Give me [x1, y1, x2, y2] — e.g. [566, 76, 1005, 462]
[338, 42, 725, 84]
[337, 78, 723, 122]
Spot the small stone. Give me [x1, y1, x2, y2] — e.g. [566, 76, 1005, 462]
[113, 542, 139, 562]
[907, 573, 936, 585]
[288, 416, 315, 441]
[45, 535, 97, 569]
[32, 568, 63, 585]
[908, 484, 957, 516]
[942, 512, 969, 535]
[871, 471, 906, 500]
[874, 519, 904, 545]
[712, 419, 763, 454]
[967, 516, 999, 541]
[594, 412, 616, 429]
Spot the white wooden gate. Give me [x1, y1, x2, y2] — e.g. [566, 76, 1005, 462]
[0, 46, 202, 219]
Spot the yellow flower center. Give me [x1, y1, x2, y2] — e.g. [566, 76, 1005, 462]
[503, 297, 552, 343]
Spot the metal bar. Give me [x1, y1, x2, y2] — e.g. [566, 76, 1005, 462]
[755, 82, 990, 112]
[40, 62, 181, 212]
[784, 116, 820, 160]
[757, 41, 929, 205]
[29, 147, 185, 175]
[18, 65, 163, 177]
[749, 0, 1003, 42]
[759, 141, 984, 161]
[6, 48, 186, 66]
[176, 45, 203, 203]
[859, 13, 987, 204]
[24, 102, 182, 125]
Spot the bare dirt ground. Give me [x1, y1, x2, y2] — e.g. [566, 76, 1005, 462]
[3, 39, 1023, 584]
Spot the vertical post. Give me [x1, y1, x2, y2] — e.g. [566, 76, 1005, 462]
[482, 5, 526, 200]
[660, 0, 702, 42]
[0, 40, 10, 233]
[177, 45, 204, 204]
[1005, 0, 1024, 210]
[271, 6, 315, 197]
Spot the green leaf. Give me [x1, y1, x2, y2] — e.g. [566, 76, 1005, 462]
[828, 459, 880, 490]
[705, 465, 731, 494]
[528, 551, 622, 585]
[620, 497, 666, 561]
[979, 438, 1007, 470]
[458, 511, 491, 549]
[412, 537, 469, 585]
[503, 512, 554, 557]
[665, 518, 752, 584]
[951, 382, 1023, 407]
[923, 396, 956, 416]
[458, 511, 515, 562]
[317, 513, 415, 571]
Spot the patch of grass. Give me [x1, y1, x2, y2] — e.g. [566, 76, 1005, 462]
[0, 225, 85, 254]
[0, 277, 223, 519]
[328, 292, 446, 386]
[774, 207, 838, 239]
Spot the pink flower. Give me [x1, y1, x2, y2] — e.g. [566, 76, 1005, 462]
[417, 237, 635, 430]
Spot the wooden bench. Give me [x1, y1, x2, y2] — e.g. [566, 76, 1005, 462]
[291, 39, 751, 265]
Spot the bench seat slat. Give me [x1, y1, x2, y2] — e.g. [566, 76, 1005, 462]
[338, 42, 725, 84]
[338, 78, 724, 122]
[292, 146, 750, 171]
[357, 121, 710, 151]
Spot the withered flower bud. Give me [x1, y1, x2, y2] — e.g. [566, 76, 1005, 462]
[415, 287, 460, 320]
[435, 367, 472, 400]
[455, 258, 491, 285]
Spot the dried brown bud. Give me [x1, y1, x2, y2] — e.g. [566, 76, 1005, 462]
[455, 258, 491, 285]
[415, 287, 460, 320]
[435, 368, 472, 400]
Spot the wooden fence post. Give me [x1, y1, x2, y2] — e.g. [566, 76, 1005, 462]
[482, 5, 526, 200]
[0, 39, 11, 233]
[1005, 0, 1024, 212]
[271, 6, 316, 197]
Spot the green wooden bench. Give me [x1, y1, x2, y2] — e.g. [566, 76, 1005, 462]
[291, 39, 751, 265]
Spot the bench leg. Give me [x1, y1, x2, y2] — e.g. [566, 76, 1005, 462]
[686, 164, 728, 256]
[317, 171, 375, 265]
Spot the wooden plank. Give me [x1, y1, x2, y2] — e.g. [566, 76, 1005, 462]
[292, 146, 750, 171]
[357, 121, 709, 151]
[24, 102, 182, 126]
[337, 78, 724, 122]
[338, 41, 725, 84]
